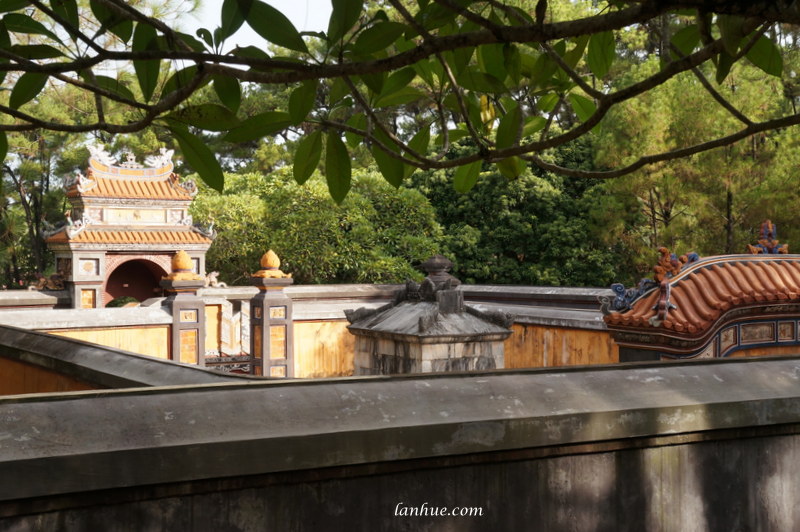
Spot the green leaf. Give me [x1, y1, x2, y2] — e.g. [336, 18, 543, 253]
[537, 93, 560, 113]
[562, 35, 589, 70]
[372, 143, 404, 187]
[167, 122, 224, 192]
[415, 2, 457, 32]
[222, 111, 292, 142]
[504, 44, 522, 84]
[746, 35, 783, 77]
[407, 127, 430, 156]
[9, 71, 46, 109]
[176, 31, 206, 52]
[444, 46, 475, 76]
[587, 31, 614, 78]
[717, 15, 744, 57]
[434, 128, 469, 146]
[246, 0, 307, 53]
[213, 75, 241, 112]
[325, 133, 351, 203]
[89, 0, 132, 42]
[670, 25, 700, 58]
[374, 86, 424, 108]
[4, 13, 61, 43]
[81, 73, 134, 101]
[568, 93, 596, 122]
[0, 1, 29, 13]
[230, 44, 270, 61]
[220, 0, 248, 41]
[161, 66, 204, 99]
[496, 156, 525, 179]
[495, 103, 521, 149]
[453, 160, 481, 193]
[329, 77, 349, 103]
[50, 0, 79, 32]
[403, 127, 430, 179]
[9, 44, 63, 59]
[167, 104, 240, 131]
[359, 72, 385, 94]
[132, 22, 160, 101]
[478, 44, 507, 82]
[457, 66, 507, 93]
[715, 50, 735, 84]
[380, 67, 416, 99]
[345, 113, 366, 147]
[293, 130, 322, 185]
[353, 21, 406, 54]
[522, 116, 546, 137]
[288, 79, 318, 124]
[0, 131, 7, 164]
[328, 0, 362, 43]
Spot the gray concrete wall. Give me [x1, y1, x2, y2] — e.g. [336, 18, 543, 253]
[0, 325, 252, 389]
[2, 356, 800, 530]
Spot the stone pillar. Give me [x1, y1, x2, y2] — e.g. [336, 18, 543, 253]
[161, 250, 206, 366]
[250, 250, 294, 378]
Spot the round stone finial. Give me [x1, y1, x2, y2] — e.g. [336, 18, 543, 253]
[253, 250, 292, 279]
[163, 250, 203, 281]
[261, 250, 281, 270]
[172, 250, 193, 272]
[420, 254, 460, 288]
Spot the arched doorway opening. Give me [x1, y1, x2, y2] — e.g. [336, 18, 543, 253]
[104, 259, 167, 306]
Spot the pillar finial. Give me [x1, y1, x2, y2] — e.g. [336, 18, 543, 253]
[163, 250, 202, 281]
[253, 250, 292, 279]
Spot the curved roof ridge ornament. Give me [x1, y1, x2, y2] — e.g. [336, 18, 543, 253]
[144, 147, 175, 169]
[66, 212, 97, 239]
[87, 143, 117, 167]
[87, 145, 175, 180]
[600, 247, 699, 316]
[747, 219, 789, 254]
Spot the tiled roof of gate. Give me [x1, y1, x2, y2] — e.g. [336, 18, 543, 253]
[65, 174, 195, 200]
[65, 155, 196, 201]
[604, 255, 800, 335]
[45, 228, 211, 245]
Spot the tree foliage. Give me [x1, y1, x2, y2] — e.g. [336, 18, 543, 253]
[0, 1, 795, 198]
[411, 138, 637, 286]
[190, 170, 442, 284]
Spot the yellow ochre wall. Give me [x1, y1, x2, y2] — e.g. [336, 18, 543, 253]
[0, 357, 97, 395]
[504, 324, 619, 368]
[293, 320, 356, 378]
[47, 326, 170, 359]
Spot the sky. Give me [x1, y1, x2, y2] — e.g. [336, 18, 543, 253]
[187, 0, 332, 49]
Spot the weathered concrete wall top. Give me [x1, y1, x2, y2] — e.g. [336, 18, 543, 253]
[2, 355, 800, 502]
[0, 325, 249, 389]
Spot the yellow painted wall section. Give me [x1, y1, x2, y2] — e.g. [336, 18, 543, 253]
[47, 326, 170, 359]
[205, 304, 221, 353]
[726, 345, 800, 358]
[504, 324, 619, 368]
[294, 320, 355, 378]
[0, 357, 97, 395]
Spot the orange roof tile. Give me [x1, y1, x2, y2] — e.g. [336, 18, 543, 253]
[66, 174, 195, 201]
[604, 255, 800, 337]
[45, 228, 211, 245]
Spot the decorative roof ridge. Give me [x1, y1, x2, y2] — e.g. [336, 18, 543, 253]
[86, 144, 174, 180]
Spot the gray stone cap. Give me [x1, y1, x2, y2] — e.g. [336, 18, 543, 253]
[468, 302, 608, 330]
[0, 325, 252, 389]
[0, 289, 69, 308]
[462, 284, 613, 309]
[200, 284, 400, 301]
[0, 307, 173, 330]
[347, 300, 512, 341]
[3, 356, 800, 501]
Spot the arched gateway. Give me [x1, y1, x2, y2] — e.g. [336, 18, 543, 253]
[45, 146, 213, 307]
